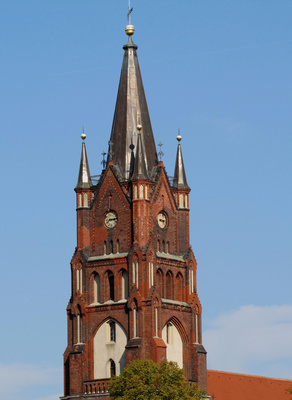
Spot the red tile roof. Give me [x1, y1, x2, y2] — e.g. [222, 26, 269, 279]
[207, 370, 292, 400]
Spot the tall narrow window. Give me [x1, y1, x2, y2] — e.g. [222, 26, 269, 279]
[166, 241, 169, 253]
[78, 193, 82, 208]
[133, 308, 137, 338]
[108, 272, 114, 301]
[179, 194, 184, 208]
[84, 193, 88, 207]
[104, 241, 107, 254]
[122, 270, 128, 299]
[134, 185, 138, 199]
[156, 269, 163, 298]
[109, 359, 116, 377]
[166, 271, 173, 299]
[195, 314, 199, 344]
[116, 239, 120, 253]
[185, 195, 188, 208]
[109, 240, 113, 254]
[132, 262, 136, 285]
[176, 273, 183, 302]
[157, 240, 160, 252]
[145, 185, 148, 199]
[155, 307, 158, 337]
[139, 185, 144, 199]
[189, 269, 194, 294]
[94, 274, 100, 303]
[135, 263, 139, 289]
[108, 320, 116, 342]
[77, 314, 83, 344]
[76, 269, 80, 292]
[149, 262, 154, 288]
[79, 269, 82, 294]
[166, 323, 173, 344]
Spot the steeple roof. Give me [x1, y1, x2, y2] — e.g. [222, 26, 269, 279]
[76, 135, 92, 189]
[132, 131, 148, 180]
[108, 26, 158, 181]
[173, 134, 189, 190]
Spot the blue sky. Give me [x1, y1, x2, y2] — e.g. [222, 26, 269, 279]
[1, 1, 292, 399]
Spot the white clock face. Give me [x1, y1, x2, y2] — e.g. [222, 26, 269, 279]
[157, 212, 167, 229]
[104, 211, 118, 228]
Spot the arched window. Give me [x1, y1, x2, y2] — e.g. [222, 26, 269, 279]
[154, 299, 159, 337]
[162, 321, 183, 368]
[108, 271, 114, 301]
[156, 269, 163, 298]
[166, 322, 173, 344]
[94, 274, 100, 303]
[122, 270, 129, 300]
[108, 359, 116, 377]
[116, 239, 120, 253]
[133, 300, 139, 338]
[109, 240, 113, 254]
[148, 262, 154, 288]
[78, 193, 82, 208]
[94, 320, 127, 379]
[176, 273, 183, 302]
[107, 320, 116, 342]
[157, 240, 160, 252]
[189, 269, 194, 294]
[84, 193, 88, 207]
[132, 259, 139, 289]
[166, 271, 173, 299]
[104, 241, 107, 254]
[76, 306, 83, 344]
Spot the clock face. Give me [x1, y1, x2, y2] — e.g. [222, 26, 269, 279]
[104, 211, 118, 228]
[157, 212, 167, 229]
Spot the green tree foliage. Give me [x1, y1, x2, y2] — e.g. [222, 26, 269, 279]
[287, 387, 292, 399]
[109, 358, 207, 400]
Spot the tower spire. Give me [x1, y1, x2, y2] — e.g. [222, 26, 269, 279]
[108, 22, 158, 180]
[132, 124, 148, 180]
[173, 131, 189, 190]
[76, 130, 92, 189]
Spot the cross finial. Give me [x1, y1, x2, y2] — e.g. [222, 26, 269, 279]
[127, 0, 133, 25]
[101, 150, 106, 169]
[158, 141, 164, 161]
[108, 140, 114, 161]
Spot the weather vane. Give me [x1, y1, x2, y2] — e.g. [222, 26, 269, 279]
[101, 150, 106, 169]
[127, 0, 133, 24]
[158, 141, 164, 161]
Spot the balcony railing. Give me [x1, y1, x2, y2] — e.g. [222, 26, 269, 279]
[84, 379, 110, 395]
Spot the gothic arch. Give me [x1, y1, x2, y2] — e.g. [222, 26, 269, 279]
[156, 268, 163, 298]
[93, 319, 127, 379]
[165, 270, 173, 299]
[104, 269, 115, 301]
[91, 272, 100, 303]
[175, 272, 184, 302]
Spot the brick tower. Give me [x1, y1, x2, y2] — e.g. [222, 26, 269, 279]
[62, 22, 207, 400]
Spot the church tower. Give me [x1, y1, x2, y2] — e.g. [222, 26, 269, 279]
[62, 21, 207, 400]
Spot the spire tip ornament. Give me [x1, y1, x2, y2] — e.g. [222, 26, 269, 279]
[176, 128, 182, 142]
[81, 127, 86, 141]
[126, 0, 134, 35]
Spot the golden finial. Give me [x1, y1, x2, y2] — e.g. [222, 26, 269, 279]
[126, 0, 134, 36]
[137, 124, 142, 132]
[176, 128, 182, 142]
[81, 126, 86, 141]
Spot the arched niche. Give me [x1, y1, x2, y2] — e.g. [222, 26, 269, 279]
[94, 319, 127, 379]
[162, 321, 183, 368]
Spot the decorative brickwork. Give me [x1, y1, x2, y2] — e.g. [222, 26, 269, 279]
[62, 25, 206, 400]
